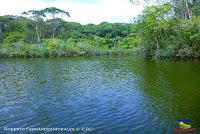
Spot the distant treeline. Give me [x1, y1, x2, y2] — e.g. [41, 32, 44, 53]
[0, 7, 135, 58]
[0, 2, 200, 59]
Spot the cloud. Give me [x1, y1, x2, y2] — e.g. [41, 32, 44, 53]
[0, 0, 143, 24]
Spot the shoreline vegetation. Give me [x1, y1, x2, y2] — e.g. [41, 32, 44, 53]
[0, 39, 136, 58]
[0, 40, 200, 60]
[0, 3, 200, 59]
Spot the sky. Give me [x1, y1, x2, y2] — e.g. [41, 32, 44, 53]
[0, 0, 144, 24]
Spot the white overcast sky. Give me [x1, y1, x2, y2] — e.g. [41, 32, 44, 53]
[0, 0, 144, 24]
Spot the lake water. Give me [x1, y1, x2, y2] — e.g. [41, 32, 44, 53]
[0, 56, 200, 134]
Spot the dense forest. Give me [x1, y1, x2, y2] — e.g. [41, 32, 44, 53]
[0, 0, 200, 59]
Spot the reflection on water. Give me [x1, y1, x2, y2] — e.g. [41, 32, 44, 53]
[0, 56, 200, 133]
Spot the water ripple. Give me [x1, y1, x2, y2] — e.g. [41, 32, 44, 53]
[0, 57, 200, 133]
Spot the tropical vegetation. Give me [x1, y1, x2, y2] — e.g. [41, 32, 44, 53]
[0, 1, 200, 59]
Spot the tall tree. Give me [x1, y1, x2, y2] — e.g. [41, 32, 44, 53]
[22, 10, 46, 43]
[40, 7, 70, 39]
[130, 0, 200, 19]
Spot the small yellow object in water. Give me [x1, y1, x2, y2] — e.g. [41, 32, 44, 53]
[179, 122, 191, 129]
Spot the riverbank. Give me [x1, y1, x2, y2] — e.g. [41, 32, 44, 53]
[0, 40, 200, 59]
[1, 42, 200, 59]
[0, 41, 135, 58]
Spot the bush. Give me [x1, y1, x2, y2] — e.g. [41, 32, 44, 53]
[3, 32, 24, 44]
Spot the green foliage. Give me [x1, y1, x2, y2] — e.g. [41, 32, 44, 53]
[40, 7, 70, 39]
[133, 2, 200, 59]
[3, 32, 24, 44]
[1, 3, 200, 59]
[41, 7, 70, 17]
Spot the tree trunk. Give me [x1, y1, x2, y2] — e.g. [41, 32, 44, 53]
[52, 22, 59, 39]
[35, 23, 40, 43]
[52, 31, 55, 39]
[154, 35, 160, 59]
[185, 0, 192, 19]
